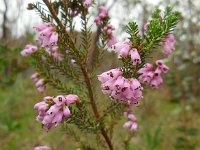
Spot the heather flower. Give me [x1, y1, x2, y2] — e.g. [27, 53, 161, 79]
[34, 146, 52, 150]
[99, 6, 108, 19]
[123, 113, 138, 133]
[34, 94, 79, 130]
[150, 75, 163, 89]
[94, 6, 108, 26]
[98, 68, 143, 105]
[45, 46, 64, 61]
[21, 44, 38, 56]
[138, 60, 169, 88]
[112, 40, 141, 65]
[107, 36, 117, 48]
[34, 23, 58, 48]
[31, 73, 46, 93]
[33, 23, 51, 31]
[111, 39, 130, 55]
[162, 34, 176, 56]
[83, 0, 92, 8]
[94, 17, 101, 26]
[130, 49, 141, 65]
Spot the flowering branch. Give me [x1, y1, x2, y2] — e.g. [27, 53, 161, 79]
[21, 1, 181, 149]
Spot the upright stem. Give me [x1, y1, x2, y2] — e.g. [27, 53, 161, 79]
[80, 66, 114, 150]
[43, 1, 114, 149]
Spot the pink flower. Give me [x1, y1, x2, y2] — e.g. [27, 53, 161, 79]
[162, 34, 176, 56]
[98, 68, 143, 105]
[138, 60, 169, 88]
[65, 94, 79, 105]
[52, 111, 64, 125]
[94, 17, 101, 26]
[130, 49, 141, 65]
[107, 36, 117, 47]
[83, 0, 92, 8]
[34, 23, 58, 48]
[21, 44, 38, 56]
[123, 113, 138, 133]
[31, 73, 46, 93]
[63, 106, 71, 118]
[99, 6, 108, 19]
[120, 45, 131, 57]
[33, 23, 51, 31]
[111, 39, 130, 56]
[34, 94, 79, 130]
[53, 95, 66, 106]
[34, 146, 52, 150]
[150, 75, 163, 89]
[49, 32, 58, 46]
[156, 60, 169, 73]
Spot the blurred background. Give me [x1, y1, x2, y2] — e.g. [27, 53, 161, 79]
[0, 0, 200, 150]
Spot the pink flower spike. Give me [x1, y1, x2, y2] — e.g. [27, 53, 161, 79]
[130, 49, 141, 65]
[34, 146, 52, 150]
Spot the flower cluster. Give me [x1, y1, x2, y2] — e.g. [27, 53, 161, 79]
[34, 94, 79, 130]
[34, 146, 52, 150]
[123, 113, 138, 133]
[21, 23, 63, 61]
[138, 60, 169, 89]
[34, 23, 63, 60]
[98, 68, 143, 105]
[34, 23, 58, 48]
[94, 6, 108, 26]
[31, 72, 46, 93]
[45, 46, 64, 61]
[21, 44, 38, 57]
[162, 34, 176, 56]
[104, 24, 117, 47]
[112, 39, 141, 65]
[94, 6, 117, 47]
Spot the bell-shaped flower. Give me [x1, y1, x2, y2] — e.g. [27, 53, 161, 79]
[130, 49, 141, 65]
